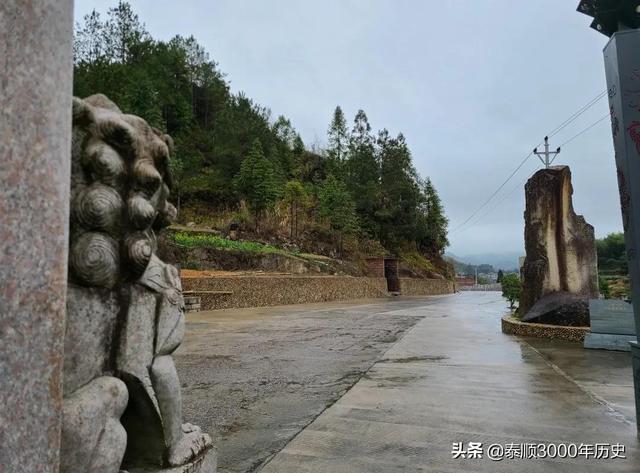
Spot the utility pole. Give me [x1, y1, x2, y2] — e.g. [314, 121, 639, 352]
[533, 136, 561, 168]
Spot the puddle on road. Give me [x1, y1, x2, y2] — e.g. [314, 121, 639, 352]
[186, 322, 211, 328]
[363, 371, 430, 387]
[380, 355, 449, 363]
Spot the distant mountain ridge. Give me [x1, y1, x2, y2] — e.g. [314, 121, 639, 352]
[446, 251, 522, 272]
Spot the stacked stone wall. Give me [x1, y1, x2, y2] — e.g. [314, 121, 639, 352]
[183, 276, 454, 310]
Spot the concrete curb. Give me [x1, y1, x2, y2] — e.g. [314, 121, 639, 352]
[501, 315, 589, 342]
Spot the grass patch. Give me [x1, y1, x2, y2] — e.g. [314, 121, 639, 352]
[602, 275, 630, 299]
[400, 250, 438, 274]
[171, 232, 298, 256]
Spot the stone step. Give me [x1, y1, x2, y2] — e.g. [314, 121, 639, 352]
[184, 290, 233, 295]
[184, 294, 202, 313]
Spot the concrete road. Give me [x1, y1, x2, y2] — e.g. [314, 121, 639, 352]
[178, 292, 640, 472]
[258, 292, 639, 472]
[176, 298, 424, 472]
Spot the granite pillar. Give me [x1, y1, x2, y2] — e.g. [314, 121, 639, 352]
[0, 1, 74, 471]
[604, 29, 640, 433]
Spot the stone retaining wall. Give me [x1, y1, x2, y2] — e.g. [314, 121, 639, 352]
[458, 283, 502, 291]
[182, 276, 388, 310]
[399, 278, 455, 296]
[182, 276, 455, 310]
[501, 315, 589, 342]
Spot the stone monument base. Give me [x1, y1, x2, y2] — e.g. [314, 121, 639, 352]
[584, 333, 636, 351]
[584, 299, 636, 352]
[521, 292, 590, 326]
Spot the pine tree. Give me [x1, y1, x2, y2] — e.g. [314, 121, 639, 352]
[283, 180, 307, 238]
[417, 178, 449, 256]
[74, 10, 107, 64]
[233, 139, 280, 231]
[318, 175, 358, 257]
[105, 1, 150, 64]
[327, 106, 349, 174]
[291, 134, 306, 178]
[293, 134, 305, 156]
[272, 115, 297, 177]
[345, 110, 379, 237]
[377, 130, 420, 248]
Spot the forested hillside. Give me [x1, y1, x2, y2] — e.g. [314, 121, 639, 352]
[74, 2, 449, 273]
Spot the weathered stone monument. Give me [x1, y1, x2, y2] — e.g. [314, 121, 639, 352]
[60, 95, 216, 472]
[520, 165, 598, 324]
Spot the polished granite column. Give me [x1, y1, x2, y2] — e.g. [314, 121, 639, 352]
[0, 1, 74, 471]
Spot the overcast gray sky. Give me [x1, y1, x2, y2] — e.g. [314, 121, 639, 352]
[75, 0, 620, 257]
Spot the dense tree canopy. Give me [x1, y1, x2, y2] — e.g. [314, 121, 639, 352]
[74, 1, 449, 261]
[597, 232, 627, 276]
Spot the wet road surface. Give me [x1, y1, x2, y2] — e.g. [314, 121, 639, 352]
[178, 292, 640, 472]
[176, 297, 424, 472]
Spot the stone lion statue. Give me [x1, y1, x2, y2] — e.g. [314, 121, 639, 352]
[60, 95, 215, 472]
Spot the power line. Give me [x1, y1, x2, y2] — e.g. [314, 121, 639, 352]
[448, 150, 534, 233]
[452, 109, 612, 235]
[547, 90, 607, 138]
[450, 91, 608, 235]
[452, 174, 529, 236]
[452, 157, 537, 235]
[559, 111, 611, 147]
